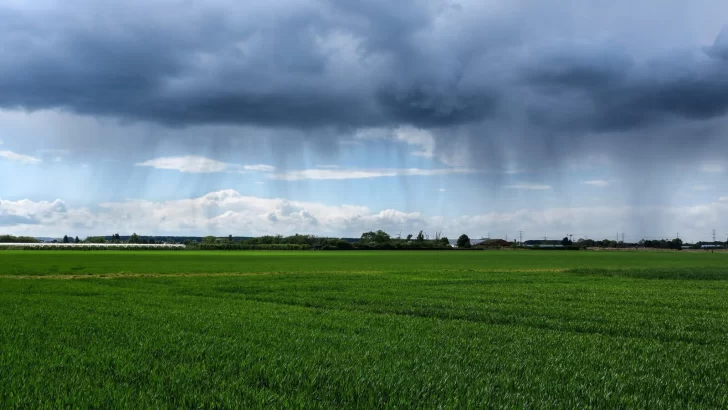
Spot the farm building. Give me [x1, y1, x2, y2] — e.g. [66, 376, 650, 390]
[476, 239, 513, 248]
[522, 240, 564, 248]
[701, 244, 724, 249]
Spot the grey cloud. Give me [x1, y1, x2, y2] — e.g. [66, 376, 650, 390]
[708, 28, 728, 59]
[1, 0, 728, 176]
[0, 215, 39, 227]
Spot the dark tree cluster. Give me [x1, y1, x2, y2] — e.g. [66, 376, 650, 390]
[0, 235, 40, 243]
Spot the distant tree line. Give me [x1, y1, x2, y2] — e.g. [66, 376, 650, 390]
[7, 232, 725, 253]
[183, 231, 476, 251]
[354, 230, 456, 250]
[639, 239, 684, 250]
[0, 235, 40, 243]
[572, 238, 685, 249]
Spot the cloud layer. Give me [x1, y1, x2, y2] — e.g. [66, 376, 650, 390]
[2, 190, 727, 242]
[136, 156, 274, 173]
[135, 155, 477, 180]
[0, 150, 41, 164]
[1, 0, 728, 174]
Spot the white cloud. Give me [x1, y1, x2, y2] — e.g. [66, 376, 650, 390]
[504, 184, 552, 190]
[0, 150, 42, 165]
[242, 164, 276, 172]
[392, 126, 435, 158]
[719, 197, 728, 202]
[136, 156, 274, 174]
[439, 188, 447, 192]
[692, 185, 712, 191]
[3, 190, 728, 242]
[701, 162, 725, 173]
[355, 126, 435, 159]
[316, 164, 340, 169]
[583, 180, 609, 187]
[136, 156, 228, 173]
[268, 167, 478, 181]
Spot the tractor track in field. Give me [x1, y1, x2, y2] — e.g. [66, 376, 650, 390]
[0, 270, 384, 280]
[0, 268, 568, 280]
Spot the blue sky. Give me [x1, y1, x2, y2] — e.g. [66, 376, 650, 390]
[2, 113, 726, 242]
[1, 1, 728, 242]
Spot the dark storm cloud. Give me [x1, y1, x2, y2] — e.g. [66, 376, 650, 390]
[524, 44, 728, 132]
[0, 1, 566, 128]
[1, 0, 728, 167]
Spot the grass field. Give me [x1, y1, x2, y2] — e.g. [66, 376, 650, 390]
[1, 250, 727, 408]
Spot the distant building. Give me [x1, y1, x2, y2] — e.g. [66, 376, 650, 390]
[476, 239, 513, 248]
[522, 240, 563, 248]
[701, 244, 724, 249]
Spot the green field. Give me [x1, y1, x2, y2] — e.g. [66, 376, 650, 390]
[1, 250, 727, 408]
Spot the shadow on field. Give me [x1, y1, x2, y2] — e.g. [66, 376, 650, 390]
[567, 268, 728, 280]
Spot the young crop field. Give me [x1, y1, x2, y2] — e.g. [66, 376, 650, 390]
[1, 250, 727, 408]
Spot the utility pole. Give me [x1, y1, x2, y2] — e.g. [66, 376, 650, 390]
[519, 230, 524, 245]
[713, 229, 716, 242]
[487, 232, 491, 240]
[621, 233, 625, 243]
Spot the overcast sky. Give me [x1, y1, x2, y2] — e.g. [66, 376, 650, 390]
[1, 0, 728, 241]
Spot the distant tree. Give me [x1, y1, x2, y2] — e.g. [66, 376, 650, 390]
[670, 238, 683, 250]
[74, 236, 80, 244]
[335, 239, 354, 250]
[360, 230, 391, 244]
[62, 235, 70, 244]
[374, 230, 391, 244]
[457, 234, 471, 248]
[561, 237, 572, 246]
[406, 234, 413, 241]
[416, 231, 425, 242]
[0, 235, 40, 243]
[129, 233, 140, 244]
[440, 237, 450, 246]
[576, 238, 594, 248]
[85, 236, 106, 244]
[202, 236, 217, 245]
[360, 231, 376, 243]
